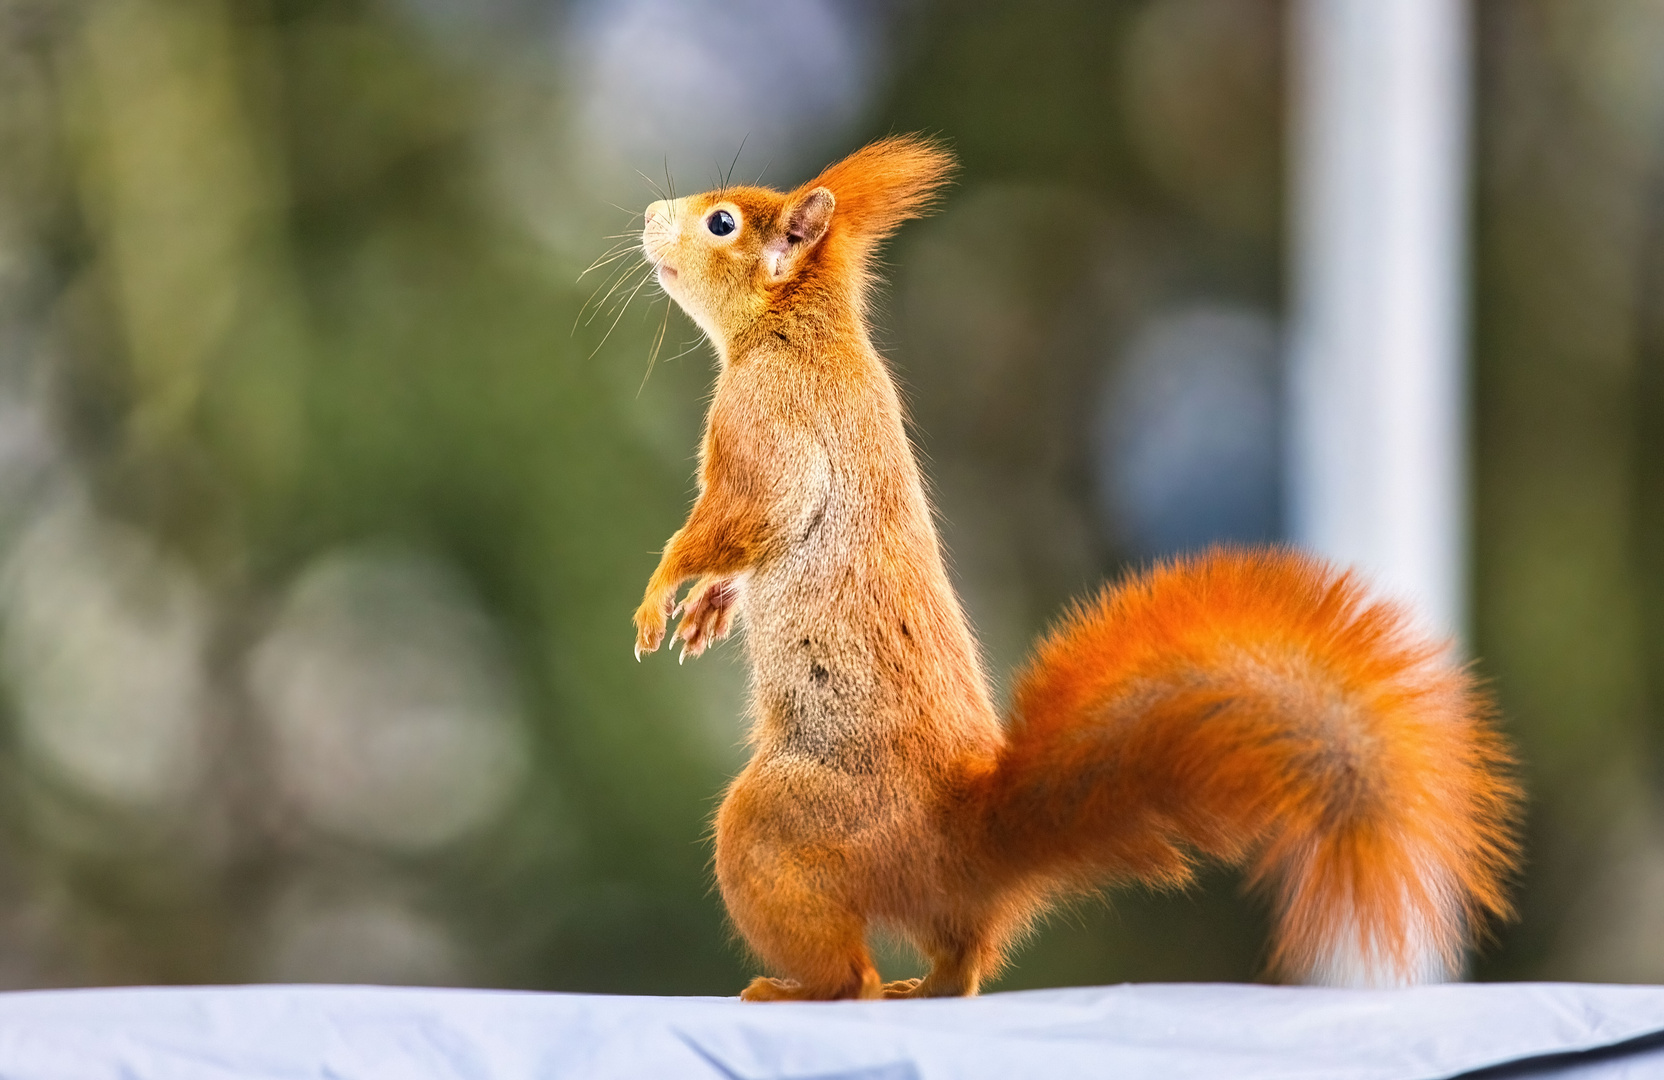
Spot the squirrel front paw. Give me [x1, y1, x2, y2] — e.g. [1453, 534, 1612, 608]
[633, 588, 675, 659]
[674, 575, 740, 662]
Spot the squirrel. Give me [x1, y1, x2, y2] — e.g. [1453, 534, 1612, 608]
[628, 134, 1521, 1001]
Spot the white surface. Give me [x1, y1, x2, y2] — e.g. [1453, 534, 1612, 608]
[0, 982, 1659, 1079]
[1288, 0, 1471, 637]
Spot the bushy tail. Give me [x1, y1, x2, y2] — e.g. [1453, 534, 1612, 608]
[985, 547, 1521, 986]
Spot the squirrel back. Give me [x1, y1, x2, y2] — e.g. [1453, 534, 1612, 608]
[628, 135, 1521, 999]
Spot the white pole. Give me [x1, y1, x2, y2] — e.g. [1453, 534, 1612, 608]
[1288, 0, 1471, 637]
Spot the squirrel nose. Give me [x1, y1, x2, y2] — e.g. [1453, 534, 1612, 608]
[644, 200, 671, 228]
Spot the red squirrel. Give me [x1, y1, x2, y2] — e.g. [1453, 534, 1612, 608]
[628, 135, 1521, 1001]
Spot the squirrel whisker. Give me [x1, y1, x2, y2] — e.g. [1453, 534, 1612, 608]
[638, 296, 672, 397]
[581, 259, 650, 331]
[572, 256, 637, 335]
[587, 262, 655, 360]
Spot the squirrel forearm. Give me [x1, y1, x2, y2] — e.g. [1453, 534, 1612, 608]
[652, 502, 766, 586]
[635, 419, 828, 658]
[633, 484, 769, 655]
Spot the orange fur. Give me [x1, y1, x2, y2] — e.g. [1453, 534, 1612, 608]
[628, 135, 1521, 1000]
[993, 550, 1519, 983]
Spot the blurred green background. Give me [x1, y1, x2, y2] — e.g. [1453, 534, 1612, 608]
[0, 0, 1655, 992]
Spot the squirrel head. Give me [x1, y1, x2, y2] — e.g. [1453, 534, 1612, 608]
[641, 134, 955, 351]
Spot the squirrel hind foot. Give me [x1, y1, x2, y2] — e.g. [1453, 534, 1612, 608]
[741, 976, 861, 1002]
[739, 971, 885, 1002]
[880, 966, 980, 998]
[740, 976, 806, 1001]
[881, 978, 923, 999]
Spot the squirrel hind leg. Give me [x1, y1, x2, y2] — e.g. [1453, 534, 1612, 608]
[727, 880, 883, 1001]
[738, 954, 882, 1002]
[881, 956, 980, 999]
[735, 919, 883, 1000]
[883, 919, 1016, 999]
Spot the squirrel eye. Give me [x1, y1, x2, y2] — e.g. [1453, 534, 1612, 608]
[707, 209, 737, 237]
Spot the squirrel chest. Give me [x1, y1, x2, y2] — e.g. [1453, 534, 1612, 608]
[711, 348, 995, 772]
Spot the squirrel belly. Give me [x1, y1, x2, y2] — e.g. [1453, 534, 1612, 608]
[626, 134, 1522, 1000]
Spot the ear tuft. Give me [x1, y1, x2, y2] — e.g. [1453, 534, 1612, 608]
[794, 134, 957, 245]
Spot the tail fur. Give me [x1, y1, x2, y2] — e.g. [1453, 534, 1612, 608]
[985, 547, 1521, 986]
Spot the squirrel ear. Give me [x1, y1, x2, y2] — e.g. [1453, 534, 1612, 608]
[764, 187, 835, 279]
[800, 134, 955, 246]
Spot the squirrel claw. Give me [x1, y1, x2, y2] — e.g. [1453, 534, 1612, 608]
[634, 643, 642, 662]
